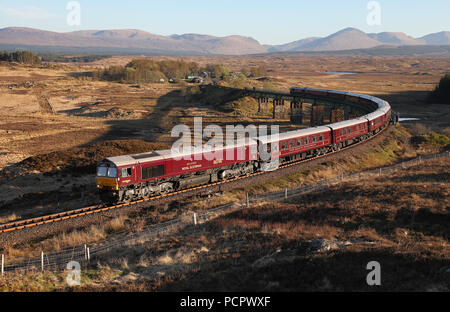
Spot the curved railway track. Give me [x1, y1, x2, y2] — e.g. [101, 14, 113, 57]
[0, 124, 390, 234]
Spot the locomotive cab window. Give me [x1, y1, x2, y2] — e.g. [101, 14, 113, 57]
[142, 165, 165, 180]
[121, 168, 132, 177]
[97, 166, 107, 177]
[107, 167, 117, 178]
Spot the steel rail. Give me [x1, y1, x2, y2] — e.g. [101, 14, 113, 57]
[0, 124, 389, 234]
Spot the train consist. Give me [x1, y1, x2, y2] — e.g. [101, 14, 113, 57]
[96, 87, 392, 202]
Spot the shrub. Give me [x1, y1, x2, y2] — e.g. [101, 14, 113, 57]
[0, 51, 41, 65]
[426, 132, 450, 146]
[93, 58, 203, 83]
[428, 73, 450, 104]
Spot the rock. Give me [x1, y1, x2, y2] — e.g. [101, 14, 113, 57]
[251, 255, 277, 269]
[119, 272, 140, 283]
[309, 239, 340, 252]
[263, 281, 280, 291]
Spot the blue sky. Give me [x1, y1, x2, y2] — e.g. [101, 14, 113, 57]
[0, 0, 449, 45]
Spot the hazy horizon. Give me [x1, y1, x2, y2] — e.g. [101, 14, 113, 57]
[0, 0, 449, 45]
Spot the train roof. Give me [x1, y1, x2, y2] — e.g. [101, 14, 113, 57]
[258, 126, 330, 144]
[329, 118, 368, 130]
[103, 88, 391, 168]
[291, 87, 391, 121]
[102, 137, 258, 167]
[362, 110, 386, 121]
[291, 87, 389, 106]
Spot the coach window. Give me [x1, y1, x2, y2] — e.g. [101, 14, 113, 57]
[281, 141, 288, 150]
[273, 143, 279, 152]
[305, 137, 310, 144]
[121, 168, 132, 177]
[344, 129, 347, 135]
[289, 140, 294, 148]
[297, 138, 302, 146]
[340, 129, 343, 136]
[312, 135, 317, 143]
[348, 128, 351, 133]
[319, 134, 323, 141]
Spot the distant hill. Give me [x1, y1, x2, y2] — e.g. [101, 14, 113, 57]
[0, 27, 266, 55]
[267, 37, 320, 52]
[270, 29, 450, 53]
[418, 31, 450, 45]
[0, 27, 449, 56]
[294, 28, 381, 51]
[367, 32, 420, 46]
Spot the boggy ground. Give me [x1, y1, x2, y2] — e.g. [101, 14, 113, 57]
[109, 157, 449, 292]
[0, 54, 449, 286]
[0, 54, 449, 221]
[0, 157, 447, 291]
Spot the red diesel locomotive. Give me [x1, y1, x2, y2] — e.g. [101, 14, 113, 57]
[96, 87, 392, 202]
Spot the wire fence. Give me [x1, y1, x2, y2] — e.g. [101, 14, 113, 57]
[1, 151, 449, 275]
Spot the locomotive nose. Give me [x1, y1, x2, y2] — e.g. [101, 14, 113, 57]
[96, 177, 119, 190]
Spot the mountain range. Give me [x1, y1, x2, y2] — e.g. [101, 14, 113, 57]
[0, 27, 449, 55]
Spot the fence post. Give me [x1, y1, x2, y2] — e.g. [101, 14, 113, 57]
[1, 254, 4, 275]
[379, 168, 382, 176]
[193, 213, 198, 226]
[285, 188, 288, 199]
[84, 244, 87, 261]
[87, 247, 90, 263]
[41, 251, 44, 272]
[246, 192, 249, 207]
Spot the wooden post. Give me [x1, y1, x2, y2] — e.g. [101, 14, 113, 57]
[84, 244, 87, 261]
[246, 192, 249, 206]
[193, 213, 198, 226]
[1, 254, 4, 275]
[285, 188, 288, 199]
[87, 247, 90, 263]
[41, 251, 44, 272]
